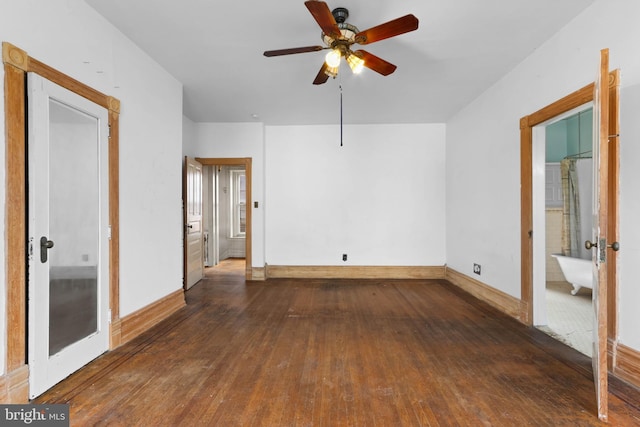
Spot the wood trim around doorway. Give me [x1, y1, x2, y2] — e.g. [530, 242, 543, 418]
[2, 42, 121, 402]
[519, 70, 620, 351]
[195, 157, 254, 279]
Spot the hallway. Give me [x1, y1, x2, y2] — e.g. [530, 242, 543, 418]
[36, 260, 640, 425]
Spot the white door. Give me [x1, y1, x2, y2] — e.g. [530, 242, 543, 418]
[184, 156, 204, 289]
[27, 73, 110, 398]
[588, 48, 610, 422]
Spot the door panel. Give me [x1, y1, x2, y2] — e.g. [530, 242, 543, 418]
[28, 73, 110, 398]
[184, 156, 204, 289]
[590, 48, 609, 422]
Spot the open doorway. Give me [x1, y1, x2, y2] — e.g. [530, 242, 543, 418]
[203, 164, 247, 273]
[520, 69, 620, 364]
[537, 107, 594, 356]
[196, 158, 253, 279]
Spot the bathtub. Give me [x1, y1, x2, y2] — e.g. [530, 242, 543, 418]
[551, 254, 593, 295]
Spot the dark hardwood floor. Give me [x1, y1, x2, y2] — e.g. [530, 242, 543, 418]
[36, 259, 640, 426]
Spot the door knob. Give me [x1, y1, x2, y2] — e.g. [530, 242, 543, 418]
[40, 236, 54, 263]
[585, 240, 620, 251]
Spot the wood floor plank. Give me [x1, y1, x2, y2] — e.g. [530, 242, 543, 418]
[35, 259, 640, 426]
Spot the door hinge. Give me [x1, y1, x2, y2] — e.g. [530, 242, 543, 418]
[108, 308, 112, 324]
[27, 237, 34, 260]
[107, 225, 112, 240]
[108, 124, 111, 139]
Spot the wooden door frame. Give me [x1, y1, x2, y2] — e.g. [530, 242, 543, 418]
[2, 42, 121, 402]
[520, 69, 620, 363]
[195, 158, 253, 279]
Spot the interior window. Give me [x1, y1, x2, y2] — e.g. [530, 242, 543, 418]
[230, 170, 246, 237]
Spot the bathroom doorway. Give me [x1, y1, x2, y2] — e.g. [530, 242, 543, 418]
[522, 53, 619, 420]
[538, 108, 594, 356]
[520, 68, 620, 360]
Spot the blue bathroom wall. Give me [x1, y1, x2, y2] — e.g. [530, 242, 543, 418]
[546, 108, 593, 162]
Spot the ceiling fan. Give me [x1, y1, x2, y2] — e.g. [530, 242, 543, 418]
[263, 1, 419, 85]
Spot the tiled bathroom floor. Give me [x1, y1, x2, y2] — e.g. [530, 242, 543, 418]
[539, 281, 593, 357]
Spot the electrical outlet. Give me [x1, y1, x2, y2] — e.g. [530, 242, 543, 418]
[343, 254, 348, 262]
[473, 263, 481, 275]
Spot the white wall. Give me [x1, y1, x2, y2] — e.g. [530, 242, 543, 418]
[114, 40, 183, 317]
[618, 77, 640, 350]
[192, 123, 265, 267]
[182, 115, 197, 158]
[190, 123, 445, 268]
[446, 0, 640, 351]
[0, 0, 185, 376]
[265, 124, 446, 266]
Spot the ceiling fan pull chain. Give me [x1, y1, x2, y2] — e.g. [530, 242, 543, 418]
[340, 84, 343, 147]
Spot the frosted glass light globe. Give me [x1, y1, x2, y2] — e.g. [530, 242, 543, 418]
[325, 49, 341, 68]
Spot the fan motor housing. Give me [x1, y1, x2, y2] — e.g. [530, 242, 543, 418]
[332, 7, 349, 23]
[322, 7, 359, 47]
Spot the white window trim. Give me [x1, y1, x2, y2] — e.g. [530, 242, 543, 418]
[230, 169, 246, 238]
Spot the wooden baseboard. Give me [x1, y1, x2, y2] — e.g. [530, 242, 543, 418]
[110, 317, 122, 350]
[265, 265, 446, 280]
[250, 267, 266, 281]
[0, 365, 29, 403]
[120, 290, 186, 345]
[445, 267, 526, 321]
[614, 342, 640, 389]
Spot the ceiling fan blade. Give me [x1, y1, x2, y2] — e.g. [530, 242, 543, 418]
[355, 14, 419, 45]
[313, 63, 330, 85]
[264, 45, 325, 57]
[305, 1, 342, 39]
[354, 50, 397, 76]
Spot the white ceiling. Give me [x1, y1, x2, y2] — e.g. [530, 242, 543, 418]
[85, 0, 595, 125]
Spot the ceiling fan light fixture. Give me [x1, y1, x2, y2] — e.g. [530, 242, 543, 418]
[324, 65, 339, 78]
[346, 53, 364, 74]
[325, 49, 342, 68]
[265, 2, 419, 85]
